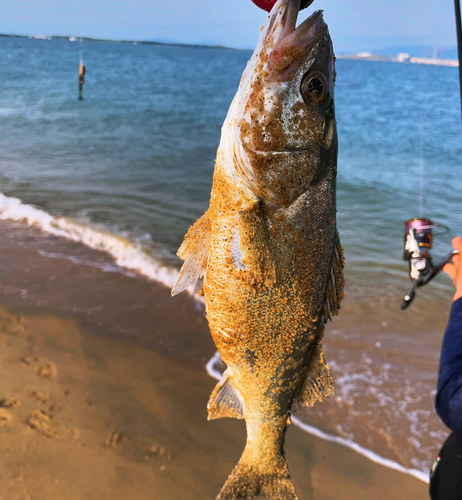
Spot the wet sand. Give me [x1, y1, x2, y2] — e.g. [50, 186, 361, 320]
[0, 220, 429, 499]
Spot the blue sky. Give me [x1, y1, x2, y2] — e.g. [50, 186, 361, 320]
[0, 0, 458, 52]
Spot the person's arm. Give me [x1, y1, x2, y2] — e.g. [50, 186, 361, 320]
[435, 237, 462, 431]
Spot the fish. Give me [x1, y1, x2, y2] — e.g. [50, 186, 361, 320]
[172, 0, 344, 498]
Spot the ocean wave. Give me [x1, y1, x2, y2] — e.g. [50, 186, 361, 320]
[0, 191, 189, 294]
[205, 351, 429, 485]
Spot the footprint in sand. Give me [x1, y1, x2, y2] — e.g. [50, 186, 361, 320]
[105, 431, 122, 447]
[35, 362, 58, 378]
[25, 388, 50, 404]
[0, 397, 21, 409]
[20, 355, 58, 378]
[0, 408, 13, 427]
[0, 311, 24, 336]
[26, 410, 79, 440]
[27, 410, 60, 437]
[135, 435, 173, 462]
[20, 354, 38, 366]
[144, 444, 166, 461]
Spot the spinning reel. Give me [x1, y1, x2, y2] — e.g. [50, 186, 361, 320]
[401, 218, 459, 310]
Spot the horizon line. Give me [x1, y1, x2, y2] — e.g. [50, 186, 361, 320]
[0, 32, 253, 52]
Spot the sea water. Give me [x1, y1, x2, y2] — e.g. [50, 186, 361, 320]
[1, 35, 461, 477]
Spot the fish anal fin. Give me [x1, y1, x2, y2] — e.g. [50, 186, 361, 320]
[171, 214, 211, 296]
[207, 371, 245, 420]
[322, 230, 345, 322]
[292, 343, 334, 411]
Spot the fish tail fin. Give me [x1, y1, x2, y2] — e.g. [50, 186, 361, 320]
[217, 453, 297, 500]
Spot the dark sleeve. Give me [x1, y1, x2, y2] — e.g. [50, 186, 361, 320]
[435, 296, 462, 432]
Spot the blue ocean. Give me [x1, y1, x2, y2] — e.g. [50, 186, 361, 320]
[1, 34, 461, 476]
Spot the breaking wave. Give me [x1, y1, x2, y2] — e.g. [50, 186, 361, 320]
[0, 192, 182, 291]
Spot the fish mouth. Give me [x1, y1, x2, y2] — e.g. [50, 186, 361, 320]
[292, 9, 327, 45]
[271, 0, 327, 48]
[266, 1, 327, 77]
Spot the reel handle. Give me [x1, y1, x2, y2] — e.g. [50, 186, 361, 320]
[431, 249, 459, 278]
[401, 250, 459, 310]
[401, 286, 416, 310]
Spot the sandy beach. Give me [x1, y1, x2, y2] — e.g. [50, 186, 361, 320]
[0, 220, 430, 500]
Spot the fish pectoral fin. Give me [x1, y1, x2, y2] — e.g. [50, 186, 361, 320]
[207, 370, 245, 420]
[237, 211, 276, 287]
[171, 213, 211, 296]
[322, 229, 345, 322]
[292, 343, 334, 411]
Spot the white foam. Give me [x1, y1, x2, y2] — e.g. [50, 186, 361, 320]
[0, 192, 184, 291]
[206, 351, 429, 484]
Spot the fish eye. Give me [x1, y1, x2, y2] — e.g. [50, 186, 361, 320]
[301, 73, 328, 106]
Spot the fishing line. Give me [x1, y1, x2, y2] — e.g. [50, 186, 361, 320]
[415, 0, 427, 218]
[77, 0, 83, 64]
[418, 65, 428, 218]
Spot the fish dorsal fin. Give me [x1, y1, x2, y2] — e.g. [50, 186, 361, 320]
[171, 214, 211, 296]
[207, 370, 245, 420]
[292, 343, 334, 412]
[322, 230, 345, 323]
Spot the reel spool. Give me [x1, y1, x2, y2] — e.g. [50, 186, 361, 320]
[401, 218, 459, 310]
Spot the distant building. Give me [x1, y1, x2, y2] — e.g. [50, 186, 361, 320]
[410, 57, 458, 67]
[339, 49, 458, 67]
[395, 53, 411, 63]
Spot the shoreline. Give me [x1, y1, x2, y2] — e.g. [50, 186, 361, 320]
[0, 307, 428, 500]
[0, 210, 451, 472]
[0, 219, 431, 498]
[0, 32, 251, 52]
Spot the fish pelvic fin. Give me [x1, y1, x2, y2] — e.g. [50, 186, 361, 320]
[291, 342, 334, 412]
[322, 230, 345, 323]
[216, 454, 297, 500]
[171, 213, 211, 296]
[207, 370, 245, 420]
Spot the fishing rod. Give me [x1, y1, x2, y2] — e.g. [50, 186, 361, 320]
[401, 3, 462, 309]
[77, 0, 83, 65]
[455, 0, 462, 119]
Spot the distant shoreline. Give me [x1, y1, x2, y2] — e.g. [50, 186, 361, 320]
[0, 32, 251, 52]
[339, 53, 459, 67]
[3, 33, 457, 66]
